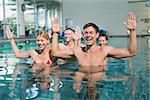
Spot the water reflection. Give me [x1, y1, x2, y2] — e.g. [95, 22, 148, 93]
[7, 60, 138, 100]
[0, 37, 149, 100]
[9, 63, 53, 99]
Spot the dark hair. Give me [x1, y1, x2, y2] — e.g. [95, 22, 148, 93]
[98, 33, 108, 41]
[83, 23, 99, 33]
[65, 27, 75, 32]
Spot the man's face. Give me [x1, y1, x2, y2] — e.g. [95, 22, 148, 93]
[64, 30, 74, 42]
[83, 26, 98, 45]
[36, 36, 49, 50]
[98, 36, 108, 46]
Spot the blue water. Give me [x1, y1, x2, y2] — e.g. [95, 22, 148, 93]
[0, 37, 149, 100]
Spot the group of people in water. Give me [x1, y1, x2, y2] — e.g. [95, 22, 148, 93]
[6, 11, 137, 99]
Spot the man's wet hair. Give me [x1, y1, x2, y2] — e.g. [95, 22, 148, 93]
[83, 23, 99, 33]
[65, 27, 75, 32]
[98, 33, 108, 41]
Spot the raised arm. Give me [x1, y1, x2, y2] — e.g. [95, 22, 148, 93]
[51, 18, 73, 58]
[73, 26, 82, 47]
[108, 12, 137, 58]
[6, 26, 31, 59]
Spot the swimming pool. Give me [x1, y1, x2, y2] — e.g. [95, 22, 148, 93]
[0, 37, 149, 100]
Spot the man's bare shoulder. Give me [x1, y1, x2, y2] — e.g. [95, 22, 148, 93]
[101, 46, 114, 53]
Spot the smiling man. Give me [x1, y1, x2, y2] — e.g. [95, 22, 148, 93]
[51, 12, 137, 99]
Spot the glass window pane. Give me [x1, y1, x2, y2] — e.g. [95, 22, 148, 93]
[24, 4, 35, 37]
[5, 0, 17, 37]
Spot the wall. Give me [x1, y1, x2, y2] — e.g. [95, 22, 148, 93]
[62, 0, 129, 36]
[62, 0, 150, 36]
[128, 2, 150, 35]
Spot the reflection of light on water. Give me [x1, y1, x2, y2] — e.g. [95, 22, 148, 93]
[0, 37, 149, 99]
[25, 84, 39, 100]
[49, 78, 63, 92]
[0, 83, 5, 86]
[9, 91, 16, 97]
[105, 75, 130, 81]
[7, 58, 20, 65]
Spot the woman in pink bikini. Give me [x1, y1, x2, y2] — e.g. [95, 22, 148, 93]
[6, 26, 55, 90]
[6, 28, 52, 65]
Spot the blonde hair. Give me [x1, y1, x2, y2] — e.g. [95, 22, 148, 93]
[36, 31, 50, 40]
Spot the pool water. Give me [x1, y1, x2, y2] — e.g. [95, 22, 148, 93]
[0, 37, 149, 100]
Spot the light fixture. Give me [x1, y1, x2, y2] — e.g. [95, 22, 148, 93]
[147, 26, 150, 33]
[148, 29, 150, 33]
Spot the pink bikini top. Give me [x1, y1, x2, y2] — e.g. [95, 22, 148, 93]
[33, 50, 52, 65]
[33, 59, 52, 65]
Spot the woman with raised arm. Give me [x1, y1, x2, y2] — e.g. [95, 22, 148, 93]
[6, 26, 58, 89]
[6, 26, 52, 64]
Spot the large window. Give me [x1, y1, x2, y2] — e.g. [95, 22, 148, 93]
[0, 0, 63, 38]
[24, 4, 35, 37]
[0, 0, 17, 38]
[6, 0, 17, 37]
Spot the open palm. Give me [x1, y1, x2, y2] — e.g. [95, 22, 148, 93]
[124, 12, 136, 31]
[73, 27, 82, 41]
[51, 17, 61, 33]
